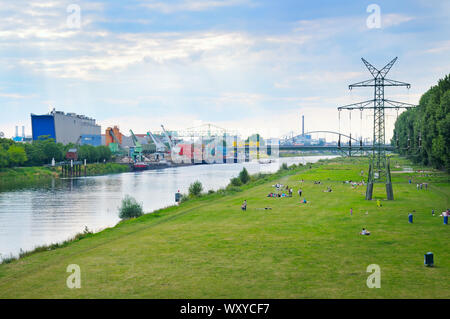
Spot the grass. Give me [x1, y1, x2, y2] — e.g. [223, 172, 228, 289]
[0, 156, 448, 298]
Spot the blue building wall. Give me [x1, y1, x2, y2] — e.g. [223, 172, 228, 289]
[80, 134, 102, 146]
[31, 115, 56, 141]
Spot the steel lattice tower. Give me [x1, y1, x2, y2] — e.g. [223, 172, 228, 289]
[338, 57, 415, 200]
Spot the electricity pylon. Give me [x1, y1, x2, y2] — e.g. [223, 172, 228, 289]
[338, 57, 416, 200]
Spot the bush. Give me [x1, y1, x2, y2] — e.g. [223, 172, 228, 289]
[118, 195, 143, 219]
[189, 180, 203, 197]
[230, 177, 242, 186]
[225, 186, 243, 193]
[238, 167, 250, 184]
[180, 194, 190, 203]
[280, 163, 288, 171]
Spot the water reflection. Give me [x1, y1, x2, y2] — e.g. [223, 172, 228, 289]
[0, 156, 335, 259]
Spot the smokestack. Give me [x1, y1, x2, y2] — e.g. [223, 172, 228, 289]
[22, 126, 25, 138]
[15, 126, 18, 137]
[302, 115, 305, 136]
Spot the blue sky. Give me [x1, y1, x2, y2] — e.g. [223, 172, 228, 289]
[0, 0, 449, 140]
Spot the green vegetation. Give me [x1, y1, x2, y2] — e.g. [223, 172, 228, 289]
[238, 167, 250, 184]
[0, 156, 448, 298]
[119, 195, 144, 219]
[188, 180, 203, 197]
[82, 163, 129, 176]
[0, 137, 113, 168]
[393, 74, 450, 171]
[0, 163, 129, 191]
[230, 177, 243, 186]
[0, 166, 60, 190]
[280, 151, 337, 157]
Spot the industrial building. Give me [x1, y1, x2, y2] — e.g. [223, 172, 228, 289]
[31, 109, 101, 146]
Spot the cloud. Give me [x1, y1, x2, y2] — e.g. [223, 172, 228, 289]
[141, 0, 254, 13]
[381, 13, 414, 28]
[424, 40, 450, 54]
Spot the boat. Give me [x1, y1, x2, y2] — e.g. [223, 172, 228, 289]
[132, 162, 149, 171]
[258, 159, 274, 164]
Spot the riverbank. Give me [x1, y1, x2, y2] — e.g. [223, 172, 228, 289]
[0, 156, 449, 298]
[0, 163, 130, 190]
[279, 151, 337, 157]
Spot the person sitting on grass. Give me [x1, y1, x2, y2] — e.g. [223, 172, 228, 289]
[360, 228, 371, 235]
[241, 200, 247, 211]
[302, 198, 307, 204]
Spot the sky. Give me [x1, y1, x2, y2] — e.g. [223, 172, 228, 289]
[0, 0, 449, 141]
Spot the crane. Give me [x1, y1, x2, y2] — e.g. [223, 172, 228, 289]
[161, 125, 181, 154]
[147, 131, 167, 153]
[108, 130, 125, 155]
[129, 129, 143, 162]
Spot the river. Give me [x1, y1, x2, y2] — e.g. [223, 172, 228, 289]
[0, 156, 336, 260]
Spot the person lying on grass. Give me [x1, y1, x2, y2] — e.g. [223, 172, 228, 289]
[360, 228, 371, 235]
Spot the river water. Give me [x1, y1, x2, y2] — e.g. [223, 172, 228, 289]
[0, 156, 335, 260]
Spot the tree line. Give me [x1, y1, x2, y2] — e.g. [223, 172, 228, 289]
[0, 136, 112, 168]
[392, 74, 450, 171]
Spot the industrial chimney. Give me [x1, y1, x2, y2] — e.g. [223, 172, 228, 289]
[15, 126, 18, 138]
[302, 115, 305, 136]
[22, 126, 25, 138]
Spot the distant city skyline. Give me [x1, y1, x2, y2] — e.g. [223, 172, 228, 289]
[1, 0, 449, 140]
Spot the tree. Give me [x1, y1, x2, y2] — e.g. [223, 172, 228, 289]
[7, 145, 27, 167]
[238, 167, 250, 184]
[392, 74, 450, 171]
[97, 145, 112, 162]
[0, 146, 8, 168]
[189, 181, 203, 197]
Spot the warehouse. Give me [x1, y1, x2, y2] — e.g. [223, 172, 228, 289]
[31, 109, 101, 146]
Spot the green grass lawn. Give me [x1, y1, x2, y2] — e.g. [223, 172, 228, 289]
[0, 157, 448, 298]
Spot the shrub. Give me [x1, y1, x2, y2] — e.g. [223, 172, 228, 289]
[118, 195, 143, 219]
[280, 163, 288, 171]
[208, 189, 215, 194]
[189, 180, 203, 197]
[180, 194, 190, 203]
[238, 167, 250, 184]
[230, 177, 242, 186]
[225, 186, 243, 193]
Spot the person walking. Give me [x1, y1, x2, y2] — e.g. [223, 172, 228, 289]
[350, 208, 353, 216]
[298, 189, 302, 197]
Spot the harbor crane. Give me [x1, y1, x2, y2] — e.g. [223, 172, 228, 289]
[147, 131, 168, 161]
[147, 131, 167, 153]
[129, 129, 143, 162]
[161, 125, 181, 154]
[108, 130, 126, 155]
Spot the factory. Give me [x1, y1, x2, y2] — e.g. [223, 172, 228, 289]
[31, 109, 101, 146]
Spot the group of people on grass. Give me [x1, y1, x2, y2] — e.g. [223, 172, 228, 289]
[268, 184, 294, 198]
[416, 182, 428, 190]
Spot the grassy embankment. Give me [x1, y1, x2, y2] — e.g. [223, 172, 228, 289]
[0, 156, 448, 298]
[0, 163, 130, 189]
[279, 151, 337, 157]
